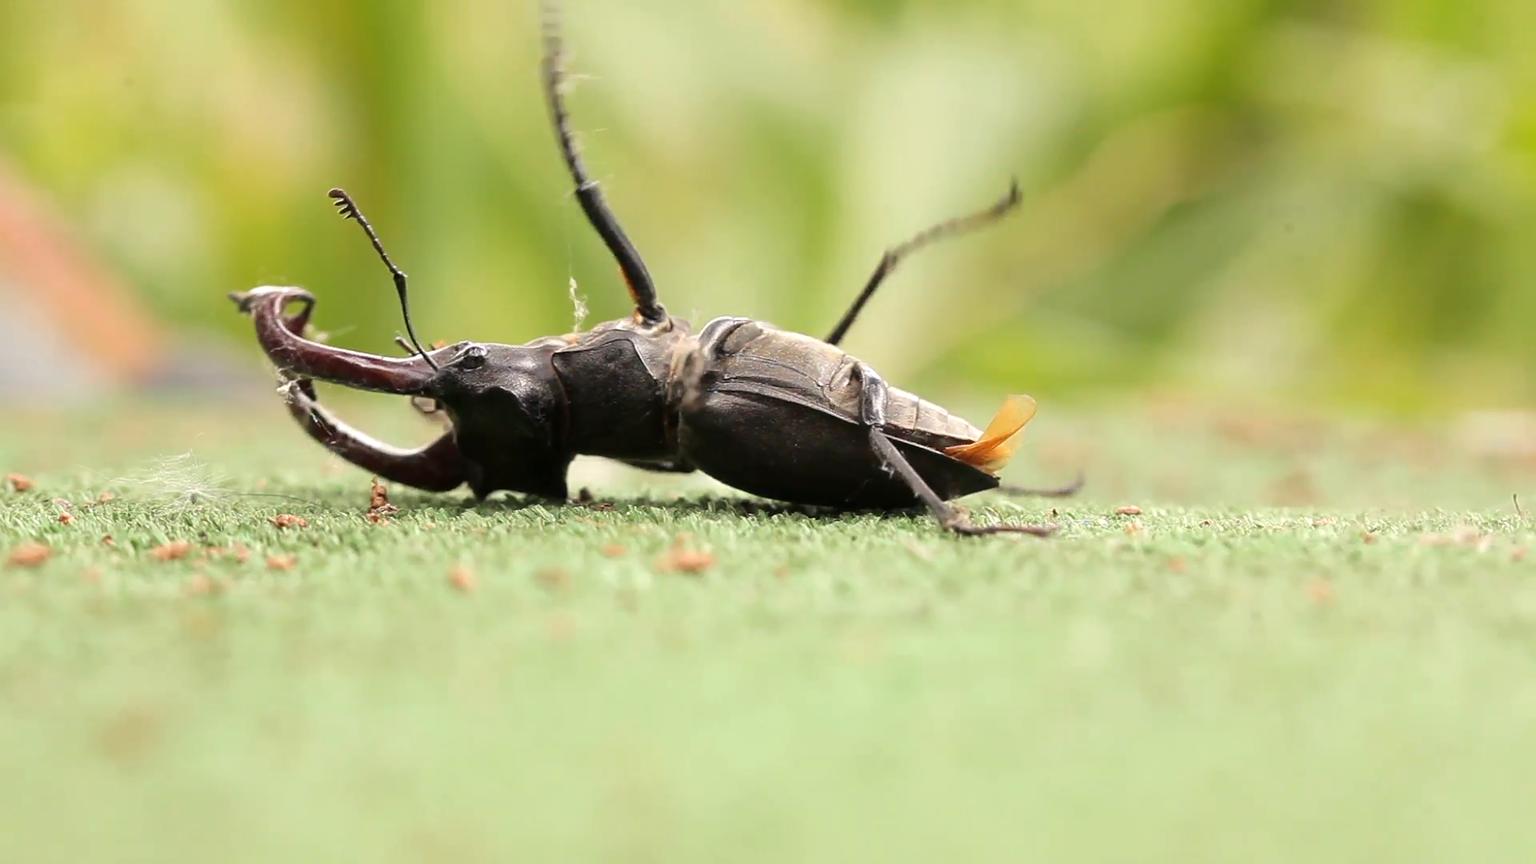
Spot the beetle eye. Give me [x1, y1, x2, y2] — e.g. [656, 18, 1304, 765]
[456, 345, 487, 370]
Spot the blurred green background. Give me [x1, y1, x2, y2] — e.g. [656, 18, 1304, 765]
[2, 0, 1533, 411]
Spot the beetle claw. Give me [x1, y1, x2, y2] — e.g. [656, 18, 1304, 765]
[942, 511, 1059, 538]
[950, 522, 1059, 538]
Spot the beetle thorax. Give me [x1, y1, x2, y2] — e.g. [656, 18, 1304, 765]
[550, 318, 694, 462]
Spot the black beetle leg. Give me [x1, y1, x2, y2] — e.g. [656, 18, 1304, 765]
[869, 432, 1057, 537]
[281, 378, 467, 492]
[996, 471, 1085, 499]
[855, 364, 1057, 538]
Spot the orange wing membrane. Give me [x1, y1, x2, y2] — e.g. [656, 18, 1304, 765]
[943, 395, 1037, 475]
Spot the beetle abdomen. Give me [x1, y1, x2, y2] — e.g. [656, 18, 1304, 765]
[672, 318, 998, 508]
[682, 318, 982, 447]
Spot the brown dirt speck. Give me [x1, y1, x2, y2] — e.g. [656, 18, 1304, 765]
[1114, 505, 1143, 516]
[5, 473, 33, 493]
[7, 543, 51, 568]
[266, 554, 298, 572]
[150, 541, 194, 562]
[448, 566, 477, 593]
[535, 567, 570, 591]
[1306, 579, 1335, 606]
[206, 544, 249, 563]
[656, 537, 715, 575]
[367, 478, 400, 524]
[58, 512, 75, 526]
[271, 514, 309, 529]
[98, 707, 162, 766]
[1419, 525, 1488, 549]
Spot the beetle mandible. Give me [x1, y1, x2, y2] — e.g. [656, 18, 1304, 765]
[230, 3, 1079, 536]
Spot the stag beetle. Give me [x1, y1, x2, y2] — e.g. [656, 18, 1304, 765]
[230, 5, 1079, 536]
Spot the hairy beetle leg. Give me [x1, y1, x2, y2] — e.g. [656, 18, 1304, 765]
[868, 430, 1057, 538]
[280, 377, 467, 492]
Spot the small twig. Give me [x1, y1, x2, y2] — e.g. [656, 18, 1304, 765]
[1516, 493, 1527, 522]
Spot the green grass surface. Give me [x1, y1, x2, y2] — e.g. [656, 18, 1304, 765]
[3, 402, 1535, 862]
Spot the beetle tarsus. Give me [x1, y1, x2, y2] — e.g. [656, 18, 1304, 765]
[943, 514, 1059, 537]
[868, 428, 1056, 538]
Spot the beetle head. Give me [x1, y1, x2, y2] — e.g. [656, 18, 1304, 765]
[423, 339, 572, 498]
[427, 340, 565, 443]
[233, 286, 572, 498]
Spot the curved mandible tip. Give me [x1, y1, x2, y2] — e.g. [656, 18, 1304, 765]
[234, 286, 438, 395]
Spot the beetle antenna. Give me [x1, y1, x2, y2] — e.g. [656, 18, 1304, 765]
[826, 179, 1023, 346]
[539, 1, 668, 326]
[326, 188, 439, 370]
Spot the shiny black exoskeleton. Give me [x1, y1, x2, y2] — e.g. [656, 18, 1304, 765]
[231, 5, 1073, 536]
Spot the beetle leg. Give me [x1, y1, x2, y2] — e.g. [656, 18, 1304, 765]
[825, 180, 1022, 346]
[856, 364, 1056, 537]
[281, 378, 466, 492]
[997, 472, 1085, 499]
[870, 432, 1057, 537]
